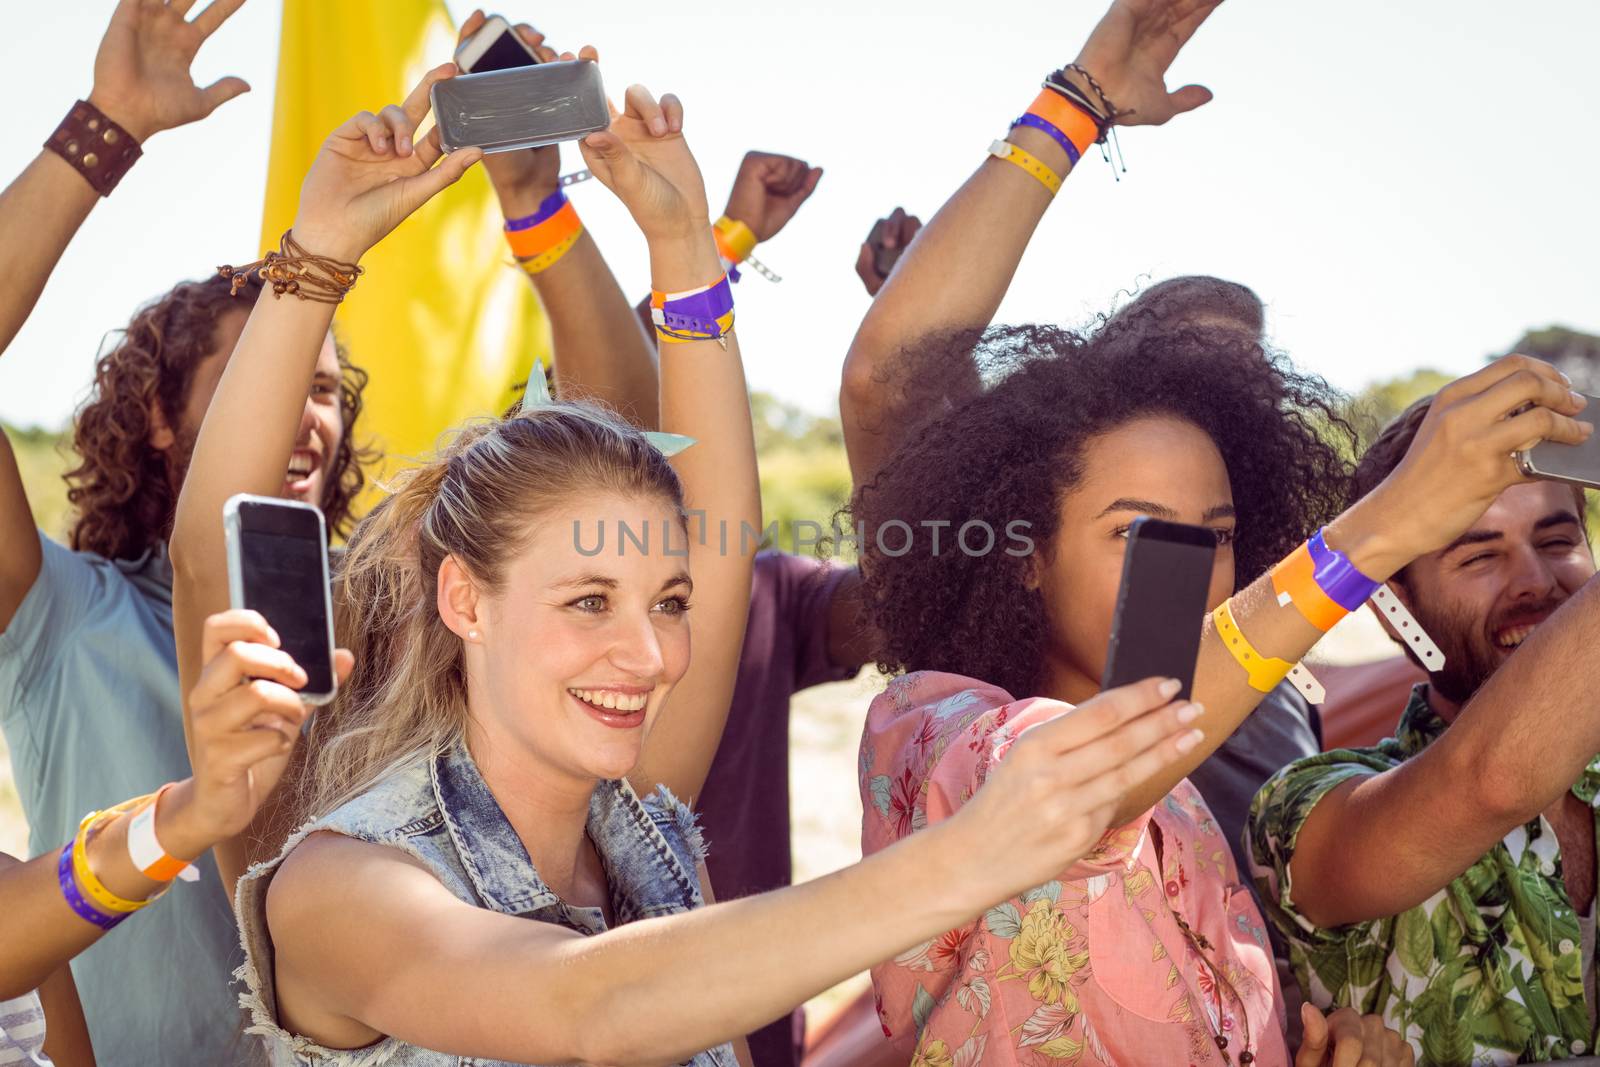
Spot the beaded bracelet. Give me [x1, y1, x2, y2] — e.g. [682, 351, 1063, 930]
[505, 189, 584, 275]
[651, 274, 735, 345]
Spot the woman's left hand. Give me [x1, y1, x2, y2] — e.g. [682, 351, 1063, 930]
[579, 85, 710, 243]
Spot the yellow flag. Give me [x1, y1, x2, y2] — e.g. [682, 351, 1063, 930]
[260, 0, 548, 509]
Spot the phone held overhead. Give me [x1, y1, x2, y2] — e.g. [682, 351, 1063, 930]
[436, 15, 607, 155]
[223, 495, 339, 704]
[454, 13, 542, 74]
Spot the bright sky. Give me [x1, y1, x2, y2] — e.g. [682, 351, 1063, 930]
[3, 0, 1598, 430]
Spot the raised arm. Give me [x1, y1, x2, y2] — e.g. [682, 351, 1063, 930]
[169, 66, 482, 896]
[1276, 555, 1600, 928]
[565, 88, 762, 803]
[0, 0, 248, 630]
[268, 676, 1200, 1064]
[461, 16, 661, 427]
[840, 0, 1219, 486]
[1110, 357, 1593, 827]
[632, 150, 823, 356]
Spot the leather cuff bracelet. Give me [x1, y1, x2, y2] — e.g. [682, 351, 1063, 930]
[45, 100, 142, 197]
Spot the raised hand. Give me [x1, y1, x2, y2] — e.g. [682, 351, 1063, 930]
[1358, 355, 1591, 565]
[855, 207, 923, 297]
[289, 64, 484, 263]
[1295, 1005, 1415, 1067]
[951, 676, 1201, 900]
[723, 151, 824, 243]
[1070, 0, 1222, 127]
[580, 86, 711, 243]
[179, 610, 353, 845]
[89, 0, 252, 142]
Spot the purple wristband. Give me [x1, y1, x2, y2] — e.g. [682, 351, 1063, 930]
[505, 189, 568, 232]
[658, 309, 724, 336]
[1011, 113, 1081, 166]
[58, 838, 126, 932]
[1307, 528, 1381, 611]
[653, 276, 735, 338]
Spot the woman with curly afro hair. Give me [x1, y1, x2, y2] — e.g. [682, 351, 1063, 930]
[847, 299, 1566, 1064]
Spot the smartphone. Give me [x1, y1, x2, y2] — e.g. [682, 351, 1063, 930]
[1515, 393, 1600, 490]
[454, 14, 541, 74]
[223, 494, 338, 705]
[1101, 517, 1218, 701]
[431, 60, 608, 154]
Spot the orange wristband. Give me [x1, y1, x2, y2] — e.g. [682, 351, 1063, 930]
[1270, 541, 1348, 633]
[505, 200, 582, 260]
[1027, 90, 1101, 159]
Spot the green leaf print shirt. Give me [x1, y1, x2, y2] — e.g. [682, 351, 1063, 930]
[1247, 684, 1600, 1066]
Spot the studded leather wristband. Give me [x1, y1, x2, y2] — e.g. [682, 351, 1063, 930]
[44, 100, 142, 197]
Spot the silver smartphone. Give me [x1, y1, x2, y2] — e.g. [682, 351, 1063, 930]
[454, 14, 541, 73]
[431, 60, 608, 154]
[222, 494, 338, 705]
[1515, 393, 1600, 490]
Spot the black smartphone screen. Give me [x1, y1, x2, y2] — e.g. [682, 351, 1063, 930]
[1100, 517, 1217, 700]
[235, 501, 334, 696]
[469, 29, 541, 72]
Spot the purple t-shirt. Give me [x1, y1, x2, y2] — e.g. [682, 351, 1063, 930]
[697, 550, 860, 1067]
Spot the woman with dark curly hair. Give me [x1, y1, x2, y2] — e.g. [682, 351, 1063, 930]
[0, 6, 373, 1057]
[850, 308, 1590, 1064]
[0, 269, 371, 1061]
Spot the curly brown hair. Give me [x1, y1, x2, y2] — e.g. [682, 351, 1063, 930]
[849, 317, 1358, 698]
[65, 273, 374, 561]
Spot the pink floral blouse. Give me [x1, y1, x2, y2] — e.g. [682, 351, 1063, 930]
[859, 672, 1289, 1067]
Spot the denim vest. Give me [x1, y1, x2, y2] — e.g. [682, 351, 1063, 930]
[235, 743, 739, 1067]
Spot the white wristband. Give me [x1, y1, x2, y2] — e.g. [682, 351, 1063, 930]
[127, 788, 199, 883]
[1369, 584, 1446, 671]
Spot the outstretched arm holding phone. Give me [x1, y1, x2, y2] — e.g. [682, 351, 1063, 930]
[839, 0, 1218, 487]
[0, 0, 249, 634]
[169, 64, 484, 897]
[0, 605, 339, 1067]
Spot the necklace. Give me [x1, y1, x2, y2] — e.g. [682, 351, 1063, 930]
[1173, 913, 1254, 1065]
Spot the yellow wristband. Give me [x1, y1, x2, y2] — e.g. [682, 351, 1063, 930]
[712, 216, 758, 264]
[72, 798, 156, 914]
[987, 139, 1062, 196]
[518, 225, 583, 276]
[1212, 599, 1294, 694]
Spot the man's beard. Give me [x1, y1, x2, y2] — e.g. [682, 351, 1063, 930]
[1405, 590, 1567, 705]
